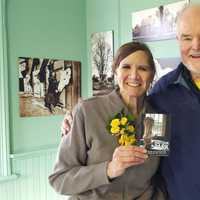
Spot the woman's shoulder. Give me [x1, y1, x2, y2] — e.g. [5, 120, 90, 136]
[73, 90, 119, 116]
[80, 91, 116, 106]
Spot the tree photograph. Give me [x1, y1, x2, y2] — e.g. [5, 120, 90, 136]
[91, 31, 114, 96]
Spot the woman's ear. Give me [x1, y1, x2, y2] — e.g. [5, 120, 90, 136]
[114, 73, 118, 85]
[113, 72, 117, 85]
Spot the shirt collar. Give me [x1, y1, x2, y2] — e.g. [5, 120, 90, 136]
[109, 87, 154, 113]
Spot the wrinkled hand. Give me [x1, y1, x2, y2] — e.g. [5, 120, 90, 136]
[61, 111, 73, 136]
[107, 145, 148, 179]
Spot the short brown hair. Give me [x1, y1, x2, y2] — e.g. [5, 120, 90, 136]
[112, 42, 155, 73]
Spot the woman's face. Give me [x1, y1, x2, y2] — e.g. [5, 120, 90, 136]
[115, 50, 154, 99]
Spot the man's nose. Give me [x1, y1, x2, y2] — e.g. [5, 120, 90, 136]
[192, 37, 200, 50]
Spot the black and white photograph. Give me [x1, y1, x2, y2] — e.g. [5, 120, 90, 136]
[132, 0, 189, 42]
[18, 57, 81, 117]
[141, 113, 170, 156]
[91, 31, 114, 96]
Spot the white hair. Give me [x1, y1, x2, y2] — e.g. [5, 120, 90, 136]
[176, 3, 200, 34]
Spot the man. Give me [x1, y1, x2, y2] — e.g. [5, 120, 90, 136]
[60, 4, 200, 200]
[149, 4, 200, 200]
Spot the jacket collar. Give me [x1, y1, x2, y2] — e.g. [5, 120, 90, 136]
[173, 63, 190, 90]
[109, 87, 155, 113]
[164, 62, 190, 90]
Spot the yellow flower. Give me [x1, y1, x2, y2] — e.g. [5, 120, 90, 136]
[120, 117, 128, 125]
[118, 134, 136, 146]
[125, 135, 136, 146]
[110, 126, 120, 134]
[110, 118, 120, 127]
[118, 134, 126, 145]
[120, 128, 125, 134]
[127, 125, 135, 132]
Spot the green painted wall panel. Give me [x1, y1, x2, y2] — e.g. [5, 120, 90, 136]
[6, 0, 87, 153]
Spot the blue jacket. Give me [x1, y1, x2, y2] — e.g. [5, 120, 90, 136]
[148, 63, 200, 200]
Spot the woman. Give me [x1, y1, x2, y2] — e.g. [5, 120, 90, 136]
[49, 42, 165, 199]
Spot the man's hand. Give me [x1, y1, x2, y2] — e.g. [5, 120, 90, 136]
[61, 98, 82, 137]
[61, 111, 73, 136]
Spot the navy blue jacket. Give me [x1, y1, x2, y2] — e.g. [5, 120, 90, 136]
[148, 63, 200, 200]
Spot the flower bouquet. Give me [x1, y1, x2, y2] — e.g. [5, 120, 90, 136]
[107, 108, 137, 146]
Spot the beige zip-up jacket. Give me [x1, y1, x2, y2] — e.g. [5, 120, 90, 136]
[49, 90, 163, 200]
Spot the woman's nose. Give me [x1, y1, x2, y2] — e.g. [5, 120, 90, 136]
[129, 68, 139, 79]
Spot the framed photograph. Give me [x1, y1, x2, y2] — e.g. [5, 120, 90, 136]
[91, 31, 114, 96]
[18, 57, 81, 117]
[132, 0, 189, 42]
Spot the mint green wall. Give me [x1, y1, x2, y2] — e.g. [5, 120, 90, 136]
[7, 0, 87, 153]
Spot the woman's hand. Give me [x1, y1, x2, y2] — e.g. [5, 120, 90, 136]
[61, 111, 73, 136]
[107, 145, 148, 179]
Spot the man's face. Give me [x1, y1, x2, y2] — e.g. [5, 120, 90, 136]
[177, 7, 200, 76]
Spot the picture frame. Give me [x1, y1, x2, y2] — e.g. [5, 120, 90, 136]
[91, 31, 114, 96]
[132, 0, 189, 42]
[141, 113, 171, 156]
[18, 57, 81, 117]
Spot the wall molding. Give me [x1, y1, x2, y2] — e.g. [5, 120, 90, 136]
[10, 146, 58, 160]
[0, 174, 19, 183]
[0, 0, 11, 177]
